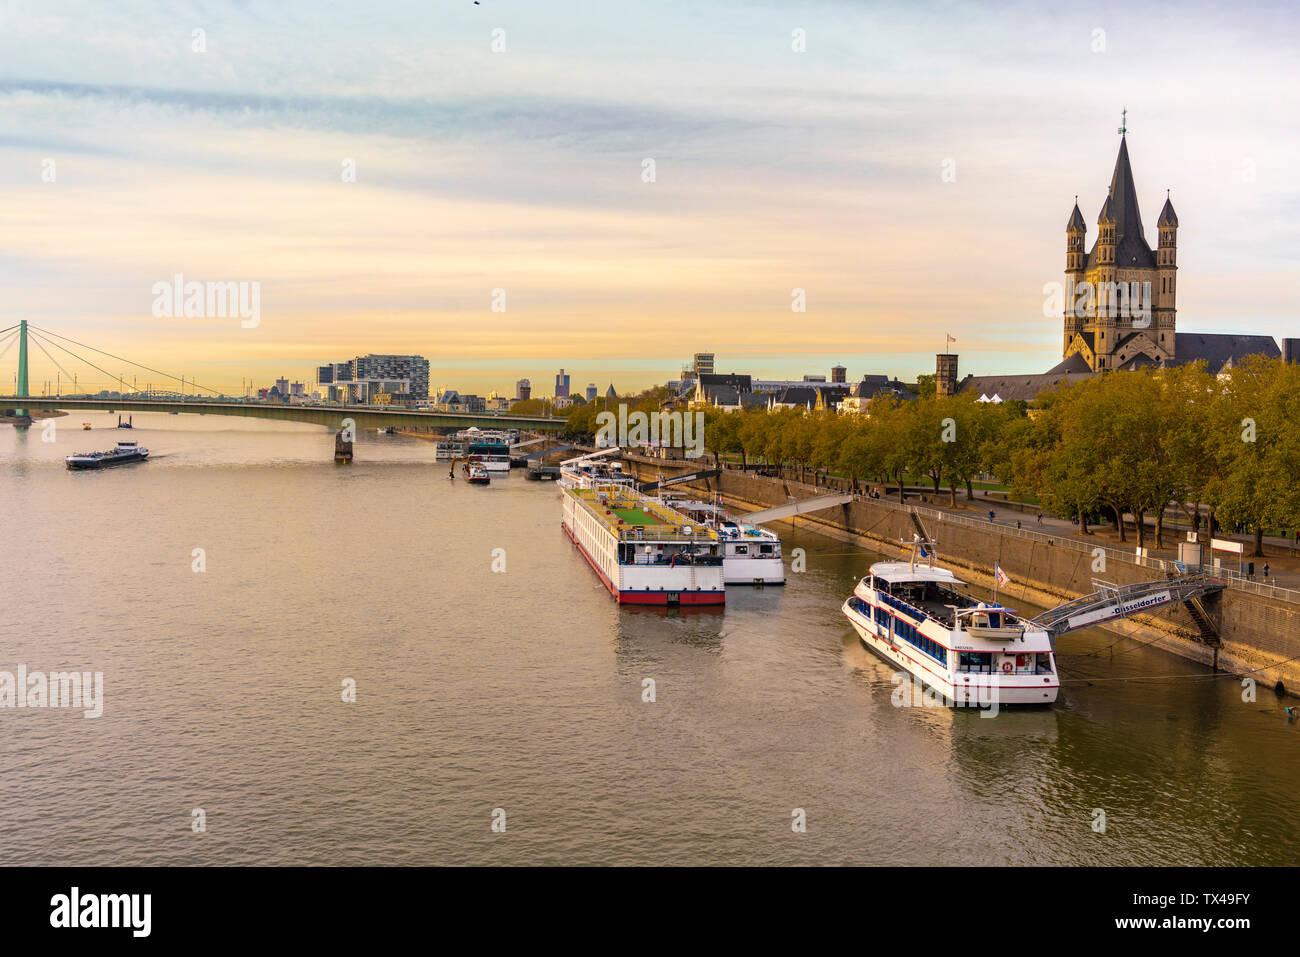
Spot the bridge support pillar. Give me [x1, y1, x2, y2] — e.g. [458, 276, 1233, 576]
[334, 430, 353, 464]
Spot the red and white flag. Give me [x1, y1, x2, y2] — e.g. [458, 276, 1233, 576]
[995, 562, 1010, 586]
[946, 334, 956, 343]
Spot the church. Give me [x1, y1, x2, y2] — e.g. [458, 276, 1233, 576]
[948, 119, 1292, 402]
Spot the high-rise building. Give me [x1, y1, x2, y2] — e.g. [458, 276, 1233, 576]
[555, 369, 570, 398]
[352, 355, 429, 399]
[693, 353, 715, 377]
[516, 378, 532, 401]
[585, 383, 598, 402]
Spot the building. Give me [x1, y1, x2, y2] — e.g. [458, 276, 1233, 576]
[555, 369, 570, 399]
[318, 354, 429, 399]
[693, 353, 715, 378]
[585, 383, 598, 402]
[1060, 125, 1279, 375]
[831, 365, 847, 383]
[515, 378, 531, 401]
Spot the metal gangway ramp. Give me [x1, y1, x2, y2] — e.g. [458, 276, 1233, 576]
[1029, 574, 1227, 642]
[739, 492, 853, 525]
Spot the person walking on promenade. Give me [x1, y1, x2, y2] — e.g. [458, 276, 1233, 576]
[1036, 512, 1043, 524]
[988, 509, 995, 523]
[1263, 563, 1270, 581]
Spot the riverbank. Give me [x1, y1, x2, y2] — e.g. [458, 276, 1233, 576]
[622, 453, 1300, 696]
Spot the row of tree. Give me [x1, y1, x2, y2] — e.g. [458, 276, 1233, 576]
[560, 357, 1300, 555]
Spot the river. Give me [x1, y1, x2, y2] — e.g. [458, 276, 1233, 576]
[1, 413, 1296, 865]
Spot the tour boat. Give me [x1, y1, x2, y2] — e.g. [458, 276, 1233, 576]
[466, 464, 491, 485]
[842, 547, 1059, 706]
[561, 481, 725, 605]
[467, 441, 511, 472]
[559, 459, 636, 491]
[661, 497, 785, 585]
[66, 441, 150, 470]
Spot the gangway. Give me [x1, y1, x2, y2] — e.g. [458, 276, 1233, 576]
[561, 447, 621, 467]
[1029, 574, 1227, 643]
[514, 443, 574, 461]
[738, 492, 853, 525]
[637, 467, 721, 493]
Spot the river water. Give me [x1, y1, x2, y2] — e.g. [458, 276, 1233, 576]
[1, 414, 1296, 865]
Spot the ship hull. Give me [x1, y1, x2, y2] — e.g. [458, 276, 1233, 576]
[563, 521, 725, 605]
[66, 451, 149, 470]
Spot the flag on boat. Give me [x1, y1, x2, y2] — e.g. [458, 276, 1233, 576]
[918, 542, 930, 558]
[946, 334, 956, 343]
[995, 562, 1010, 586]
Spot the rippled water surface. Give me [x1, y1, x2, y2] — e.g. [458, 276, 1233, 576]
[1, 414, 1297, 865]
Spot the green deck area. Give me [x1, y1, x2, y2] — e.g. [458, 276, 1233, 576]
[613, 508, 657, 526]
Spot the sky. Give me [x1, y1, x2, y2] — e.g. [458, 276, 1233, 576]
[1, 0, 1297, 397]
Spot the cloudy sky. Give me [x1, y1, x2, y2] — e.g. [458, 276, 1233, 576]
[1, 0, 1296, 396]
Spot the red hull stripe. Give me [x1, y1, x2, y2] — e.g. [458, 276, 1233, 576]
[563, 522, 725, 606]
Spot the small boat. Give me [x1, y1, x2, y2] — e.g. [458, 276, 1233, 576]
[466, 464, 491, 485]
[66, 441, 150, 470]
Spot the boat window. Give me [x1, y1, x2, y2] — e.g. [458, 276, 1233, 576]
[760, 545, 773, 554]
[734, 545, 748, 555]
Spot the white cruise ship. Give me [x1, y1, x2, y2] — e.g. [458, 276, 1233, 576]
[842, 553, 1059, 706]
[561, 482, 725, 605]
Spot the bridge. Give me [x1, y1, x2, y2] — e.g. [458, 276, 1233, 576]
[0, 320, 564, 434]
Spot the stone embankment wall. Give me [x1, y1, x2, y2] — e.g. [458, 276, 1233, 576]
[623, 455, 1300, 694]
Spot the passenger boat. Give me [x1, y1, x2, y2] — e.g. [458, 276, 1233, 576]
[842, 545, 1059, 706]
[662, 497, 785, 585]
[559, 458, 635, 491]
[66, 441, 150, 470]
[467, 441, 511, 472]
[561, 481, 725, 605]
[434, 441, 465, 460]
[466, 464, 491, 485]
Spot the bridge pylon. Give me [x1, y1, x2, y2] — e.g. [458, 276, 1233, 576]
[14, 320, 29, 423]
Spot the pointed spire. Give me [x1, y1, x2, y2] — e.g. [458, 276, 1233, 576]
[1067, 195, 1086, 231]
[1098, 187, 1116, 225]
[1158, 189, 1178, 227]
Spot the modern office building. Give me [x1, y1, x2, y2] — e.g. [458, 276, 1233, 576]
[516, 378, 531, 401]
[317, 354, 429, 399]
[585, 383, 598, 402]
[555, 369, 570, 398]
[693, 353, 715, 377]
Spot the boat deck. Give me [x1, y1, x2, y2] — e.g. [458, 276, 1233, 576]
[566, 488, 719, 543]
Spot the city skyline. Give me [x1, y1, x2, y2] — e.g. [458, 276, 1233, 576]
[2, 1, 1298, 396]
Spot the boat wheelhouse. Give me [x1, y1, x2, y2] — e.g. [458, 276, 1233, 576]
[660, 497, 785, 585]
[561, 483, 725, 605]
[842, 558, 1059, 706]
[466, 441, 511, 472]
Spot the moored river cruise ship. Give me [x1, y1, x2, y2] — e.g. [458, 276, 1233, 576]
[842, 557, 1059, 706]
[561, 484, 725, 605]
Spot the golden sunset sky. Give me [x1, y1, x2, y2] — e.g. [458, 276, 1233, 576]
[1, 1, 1296, 396]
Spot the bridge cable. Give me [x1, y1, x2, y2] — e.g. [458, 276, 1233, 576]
[25, 329, 136, 395]
[0, 328, 19, 362]
[26, 330, 78, 387]
[27, 323, 225, 396]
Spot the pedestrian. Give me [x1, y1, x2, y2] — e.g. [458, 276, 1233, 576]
[988, 509, 995, 523]
[1016, 520, 1021, 529]
[1036, 512, 1043, 524]
[1263, 563, 1270, 581]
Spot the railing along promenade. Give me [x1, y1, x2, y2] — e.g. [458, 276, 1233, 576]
[715, 463, 1300, 607]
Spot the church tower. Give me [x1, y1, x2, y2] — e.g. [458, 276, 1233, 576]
[1064, 200, 1087, 356]
[1061, 112, 1174, 372]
